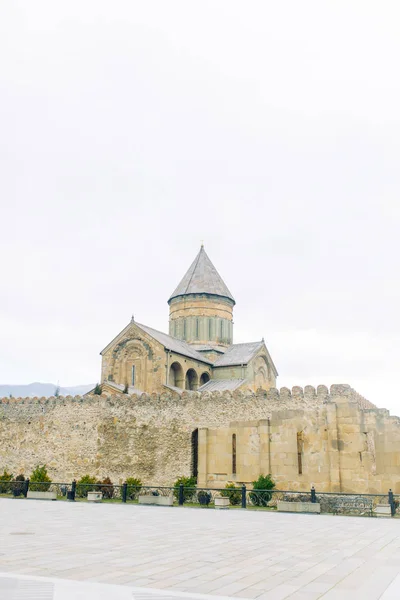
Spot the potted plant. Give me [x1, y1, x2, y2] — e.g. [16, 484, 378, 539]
[214, 493, 230, 509]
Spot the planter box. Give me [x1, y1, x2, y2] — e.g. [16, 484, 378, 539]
[277, 501, 320, 514]
[87, 491, 102, 502]
[138, 495, 173, 506]
[27, 491, 57, 501]
[215, 497, 230, 509]
[374, 504, 392, 518]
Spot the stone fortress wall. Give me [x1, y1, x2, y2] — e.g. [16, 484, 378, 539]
[1, 384, 399, 494]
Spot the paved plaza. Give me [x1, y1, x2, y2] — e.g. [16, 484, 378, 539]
[1, 500, 400, 599]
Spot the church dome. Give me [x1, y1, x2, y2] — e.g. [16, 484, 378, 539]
[168, 246, 235, 348]
[168, 245, 235, 305]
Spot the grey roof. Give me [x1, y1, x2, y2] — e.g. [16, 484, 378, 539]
[85, 381, 144, 396]
[213, 341, 264, 367]
[197, 378, 246, 392]
[168, 246, 235, 304]
[190, 344, 226, 354]
[136, 322, 213, 365]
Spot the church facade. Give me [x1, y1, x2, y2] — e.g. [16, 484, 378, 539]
[97, 246, 278, 396]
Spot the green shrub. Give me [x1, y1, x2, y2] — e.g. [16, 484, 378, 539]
[93, 383, 102, 395]
[221, 482, 241, 505]
[29, 465, 52, 492]
[97, 477, 114, 499]
[12, 474, 25, 497]
[0, 469, 13, 494]
[173, 476, 196, 503]
[76, 475, 97, 498]
[249, 474, 275, 506]
[125, 477, 142, 500]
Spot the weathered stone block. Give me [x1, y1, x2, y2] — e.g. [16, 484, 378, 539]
[87, 491, 102, 502]
[374, 504, 391, 518]
[27, 491, 57, 501]
[138, 495, 173, 506]
[277, 501, 320, 514]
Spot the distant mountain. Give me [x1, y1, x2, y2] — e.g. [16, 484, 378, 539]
[0, 382, 95, 399]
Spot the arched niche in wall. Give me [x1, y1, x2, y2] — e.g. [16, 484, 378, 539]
[253, 355, 270, 389]
[110, 339, 149, 389]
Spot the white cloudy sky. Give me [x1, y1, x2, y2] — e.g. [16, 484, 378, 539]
[1, 1, 399, 412]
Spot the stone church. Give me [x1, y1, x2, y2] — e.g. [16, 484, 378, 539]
[96, 245, 278, 396]
[2, 247, 400, 495]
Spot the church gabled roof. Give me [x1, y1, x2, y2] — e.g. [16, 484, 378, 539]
[168, 245, 235, 304]
[100, 319, 213, 365]
[136, 322, 213, 364]
[213, 340, 278, 375]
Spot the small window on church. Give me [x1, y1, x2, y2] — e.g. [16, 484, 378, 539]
[183, 320, 186, 340]
[208, 319, 212, 339]
[132, 366, 135, 387]
[232, 434, 237, 474]
[220, 320, 223, 340]
[297, 432, 303, 475]
[195, 318, 199, 340]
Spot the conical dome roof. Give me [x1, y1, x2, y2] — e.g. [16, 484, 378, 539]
[168, 246, 235, 304]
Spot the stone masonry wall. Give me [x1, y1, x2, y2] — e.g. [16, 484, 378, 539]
[0, 385, 398, 493]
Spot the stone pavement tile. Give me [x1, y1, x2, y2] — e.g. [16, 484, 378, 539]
[256, 583, 300, 600]
[322, 565, 400, 600]
[139, 577, 184, 589]
[300, 580, 334, 594]
[381, 573, 400, 600]
[186, 574, 241, 590]
[208, 581, 256, 596]
[284, 592, 322, 600]
[235, 573, 273, 587]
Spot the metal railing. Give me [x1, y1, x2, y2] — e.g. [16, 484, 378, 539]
[0, 480, 398, 517]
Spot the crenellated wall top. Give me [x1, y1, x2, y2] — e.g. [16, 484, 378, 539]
[0, 383, 377, 411]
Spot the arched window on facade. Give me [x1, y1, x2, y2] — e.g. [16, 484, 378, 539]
[200, 372, 210, 386]
[185, 368, 198, 391]
[169, 362, 184, 388]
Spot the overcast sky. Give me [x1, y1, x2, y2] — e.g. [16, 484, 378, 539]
[1, 1, 399, 412]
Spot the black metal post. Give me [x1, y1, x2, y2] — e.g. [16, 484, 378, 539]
[71, 479, 76, 501]
[23, 478, 30, 498]
[178, 483, 184, 506]
[122, 482, 128, 503]
[311, 486, 316, 503]
[241, 484, 247, 509]
[388, 489, 395, 516]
